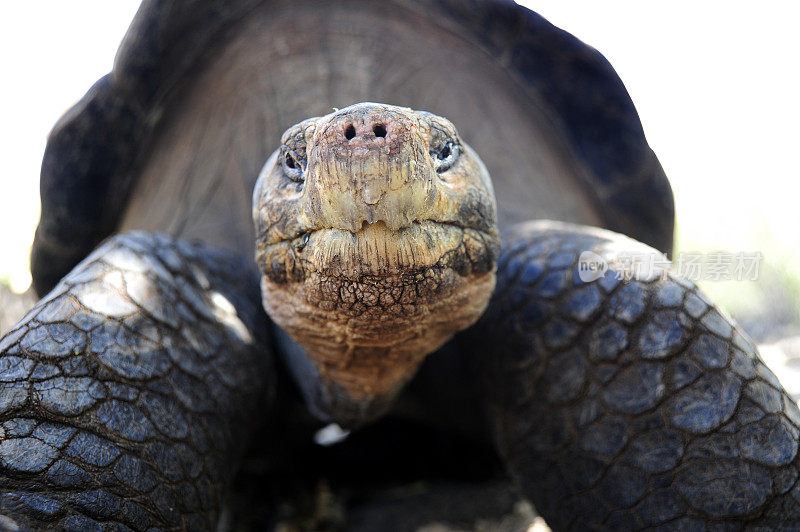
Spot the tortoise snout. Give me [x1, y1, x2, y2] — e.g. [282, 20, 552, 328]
[319, 104, 414, 155]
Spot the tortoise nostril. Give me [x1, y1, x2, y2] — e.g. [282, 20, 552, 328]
[373, 124, 387, 138]
[344, 124, 356, 140]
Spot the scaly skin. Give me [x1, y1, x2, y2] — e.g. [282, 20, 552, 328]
[476, 221, 800, 529]
[0, 232, 272, 530]
[4, 104, 800, 529]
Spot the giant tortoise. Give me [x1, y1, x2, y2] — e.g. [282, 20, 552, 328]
[2, 1, 799, 530]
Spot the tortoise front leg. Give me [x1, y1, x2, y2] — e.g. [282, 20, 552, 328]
[475, 221, 800, 530]
[0, 232, 273, 530]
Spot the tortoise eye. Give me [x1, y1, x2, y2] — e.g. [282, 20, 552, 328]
[281, 149, 305, 183]
[431, 140, 460, 173]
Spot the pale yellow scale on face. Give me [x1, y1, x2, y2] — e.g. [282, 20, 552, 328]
[253, 103, 500, 419]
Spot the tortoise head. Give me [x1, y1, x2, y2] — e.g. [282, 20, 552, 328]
[253, 102, 500, 424]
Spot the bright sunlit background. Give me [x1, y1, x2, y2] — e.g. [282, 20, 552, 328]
[0, 1, 142, 290]
[1, 1, 799, 339]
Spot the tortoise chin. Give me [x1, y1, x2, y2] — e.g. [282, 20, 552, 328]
[256, 219, 498, 404]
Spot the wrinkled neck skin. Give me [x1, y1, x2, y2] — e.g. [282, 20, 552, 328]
[253, 103, 500, 427]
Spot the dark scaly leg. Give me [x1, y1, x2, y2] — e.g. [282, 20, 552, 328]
[475, 221, 800, 530]
[0, 232, 273, 530]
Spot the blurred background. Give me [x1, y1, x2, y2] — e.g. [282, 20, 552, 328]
[1, 1, 799, 342]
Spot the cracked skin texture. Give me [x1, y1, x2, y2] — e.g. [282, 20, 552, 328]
[2, 103, 800, 530]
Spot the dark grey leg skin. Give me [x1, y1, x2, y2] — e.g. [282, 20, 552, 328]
[0, 232, 273, 530]
[476, 221, 800, 530]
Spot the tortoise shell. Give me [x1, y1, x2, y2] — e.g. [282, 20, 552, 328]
[31, 0, 673, 295]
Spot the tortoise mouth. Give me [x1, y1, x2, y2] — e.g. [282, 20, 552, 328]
[257, 217, 499, 403]
[256, 219, 498, 285]
[255, 212, 499, 419]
